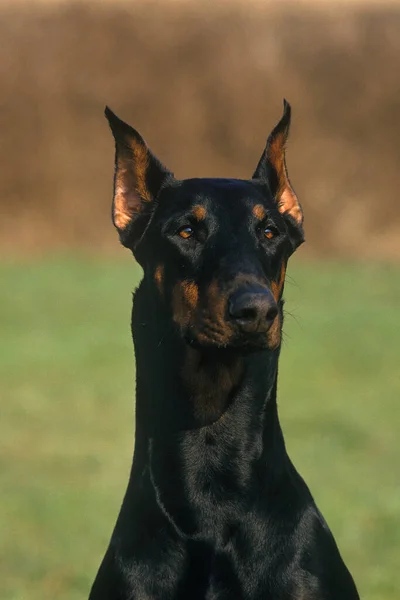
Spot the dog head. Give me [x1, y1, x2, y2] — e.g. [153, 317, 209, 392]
[105, 101, 304, 351]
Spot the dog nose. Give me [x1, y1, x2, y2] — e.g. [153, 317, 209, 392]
[228, 287, 278, 333]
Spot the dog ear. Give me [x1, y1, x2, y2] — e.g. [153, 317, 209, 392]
[252, 100, 303, 227]
[105, 107, 174, 248]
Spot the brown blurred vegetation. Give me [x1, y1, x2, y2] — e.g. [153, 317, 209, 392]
[1, 0, 399, 258]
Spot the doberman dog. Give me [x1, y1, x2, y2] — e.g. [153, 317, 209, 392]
[89, 101, 360, 599]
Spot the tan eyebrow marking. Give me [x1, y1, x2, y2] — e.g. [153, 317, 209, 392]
[192, 205, 207, 221]
[252, 204, 266, 220]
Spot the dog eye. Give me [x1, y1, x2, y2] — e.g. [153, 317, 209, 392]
[264, 227, 276, 240]
[178, 226, 194, 239]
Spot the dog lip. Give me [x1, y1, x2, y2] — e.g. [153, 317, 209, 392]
[184, 330, 269, 351]
[184, 335, 229, 351]
[233, 319, 269, 334]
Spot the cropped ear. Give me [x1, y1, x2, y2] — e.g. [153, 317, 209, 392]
[105, 107, 174, 248]
[253, 100, 303, 227]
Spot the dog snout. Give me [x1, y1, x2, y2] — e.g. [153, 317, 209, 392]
[228, 286, 278, 333]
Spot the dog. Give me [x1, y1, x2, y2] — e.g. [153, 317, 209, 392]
[89, 101, 360, 599]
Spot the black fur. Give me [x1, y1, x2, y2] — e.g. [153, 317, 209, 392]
[89, 103, 359, 599]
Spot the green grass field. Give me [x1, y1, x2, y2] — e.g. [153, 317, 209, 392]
[1, 255, 399, 600]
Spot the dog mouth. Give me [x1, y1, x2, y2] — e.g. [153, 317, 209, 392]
[184, 326, 271, 352]
[173, 281, 281, 351]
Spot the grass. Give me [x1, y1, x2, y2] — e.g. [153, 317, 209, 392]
[0, 254, 399, 600]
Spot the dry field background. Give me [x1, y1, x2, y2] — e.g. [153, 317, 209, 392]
[1, 0, 399, 257]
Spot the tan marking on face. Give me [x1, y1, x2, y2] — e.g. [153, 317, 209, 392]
[271, 263, 286, 302]
[267, 310, 281, 349]
[195, 279, 233, 346]
[172, 280, 199, 327]
[154, 265, 164, 294]
[192, 204, 207, 221]
[267, 263, 286, 348]
[182, 281, 198, 309]
[170, 279, 231, 348]
[252, 203, 266, 220]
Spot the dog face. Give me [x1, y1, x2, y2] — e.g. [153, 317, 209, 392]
[105, 101, 304, 351]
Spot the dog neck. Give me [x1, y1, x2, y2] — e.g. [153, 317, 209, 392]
[127, 279, 288, 534]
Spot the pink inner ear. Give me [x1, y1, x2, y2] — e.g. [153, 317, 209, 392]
[265, 122, 303, 227]
[112, 136, 153, 231]
[113, 167, 144, 230]
[114, 185, 137, 230]
[278, 186, 303, 225]
[113, 136, 153, 231]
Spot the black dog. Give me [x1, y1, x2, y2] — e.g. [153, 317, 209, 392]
[89, 102, 360, 599]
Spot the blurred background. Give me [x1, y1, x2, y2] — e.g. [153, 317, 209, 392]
[1, 0, 399, 598]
